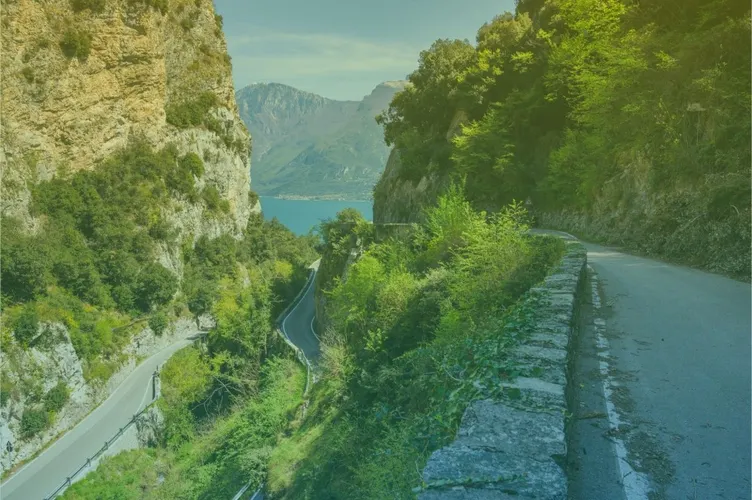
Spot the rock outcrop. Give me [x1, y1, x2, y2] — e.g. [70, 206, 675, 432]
[1, 0, 255, 233]
[0, 0, 256, 476]
[373, 110, 467, 223]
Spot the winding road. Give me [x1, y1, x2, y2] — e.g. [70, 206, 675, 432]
[548, 232, 752, 500]
[281, 260, 321, 362]
[0, 332, 204, 500]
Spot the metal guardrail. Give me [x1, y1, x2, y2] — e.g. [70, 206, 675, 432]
[43, 371, 160, 500]
[44, 265, 320, 500]
[232, 262, 320, 500]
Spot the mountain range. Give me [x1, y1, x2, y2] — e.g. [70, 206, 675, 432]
[236, 80, 407, 200]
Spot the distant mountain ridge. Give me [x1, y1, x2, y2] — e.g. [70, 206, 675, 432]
[237, 81, 408, 200]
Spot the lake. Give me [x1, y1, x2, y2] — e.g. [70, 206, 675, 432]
[259, 196, 373, 235]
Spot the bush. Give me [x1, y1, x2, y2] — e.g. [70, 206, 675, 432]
[201, 185, 221, 211]
[165, 92, 219, 129]
[60, 29, 92, 60]
[135, 263, 178, 312]
[248, 190, 259, 206]
[70, 0, 106, 13]
[148, 310, 169, 336]
[21, 408, 49, 439]
[43, 381, 70, 413]
[14, 305, 40, 346]
[21, 66, 35, 83]
[179, 152, 205, 178]
[1, 219, 50, 303]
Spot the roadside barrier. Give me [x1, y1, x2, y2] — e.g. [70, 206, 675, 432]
[232, 261, 320, 500]
[43, 370, 160, 499]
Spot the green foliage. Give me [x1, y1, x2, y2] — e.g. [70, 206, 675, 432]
[60, 29, 92, 60]
[148, 310, 169, 336]
[268, 193, 563, 497]
[1, 217, 50, 303]
[377, 0, 750, 279]
[200, 185, 221, 211]
[135, 263, 178, 311]
[13, 305, 39, 346]
[63, 358, 305, 500]
[43, 381, 70, 413]
[21, 408, 49, 439]
[21, 66, 35, 83]
[165, 92, 219, 129]
[70, 0, 106, 13]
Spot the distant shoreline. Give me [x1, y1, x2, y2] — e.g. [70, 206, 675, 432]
[258, 194, 373, 203]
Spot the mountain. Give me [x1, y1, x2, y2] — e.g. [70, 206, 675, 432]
[237, 81, 408, 200]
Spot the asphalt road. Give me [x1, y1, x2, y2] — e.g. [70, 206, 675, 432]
[0, 332, 202, 500]
[557, 232, 751, 499]
[238, 261, 321, 500]
[281, 262, 321, 362]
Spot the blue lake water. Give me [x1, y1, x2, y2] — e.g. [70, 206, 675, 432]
[259, 196, 373, 235]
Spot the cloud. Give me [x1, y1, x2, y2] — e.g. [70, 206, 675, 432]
[227, 30, 420, 84]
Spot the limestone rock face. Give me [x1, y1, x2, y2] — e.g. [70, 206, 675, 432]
[373, 109, 467, 223]
[1, 0, 254, 233]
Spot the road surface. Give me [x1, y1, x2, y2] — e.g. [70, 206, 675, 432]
[0, 332, 203, 500]
[237, 261, 322, 500]
[555, 233, 752, 500]
[281, 262, 321, 362]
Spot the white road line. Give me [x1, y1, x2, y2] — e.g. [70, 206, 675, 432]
[282, 271, 316, 340]
[589, 265, 651, 500]
[310, 317, 320, 342]
[1, 333, 198, 489]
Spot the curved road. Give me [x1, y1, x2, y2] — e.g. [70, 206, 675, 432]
[0, 332, 203, 500]
[546, 231, 752, 500]
[281, 261, 321, 363]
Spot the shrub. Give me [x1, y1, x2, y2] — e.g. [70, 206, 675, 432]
[165, 92, 218, 129]
[179, 152, 205, 178]
[135, 263, 178, 312]
[1, 219, 50, 303]
[248, 190, 259, 206]
[148, 310, 169, 336]
[14, 305, 40, 346]
[70, 0, 106, 13]
[21, 408, 49, 439]
[60, 29, 92, 60]
[201, 185, 221, 211]
[21, 67, 35, 83]
[43, 381, 70, 413]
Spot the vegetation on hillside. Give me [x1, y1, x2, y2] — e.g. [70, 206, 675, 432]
[237, 82, 405, 200]
[266, 188, 564, 498]
[1, 139, 317, 440]
[62, 357, 305, 500]
[375, 0, 750, 279]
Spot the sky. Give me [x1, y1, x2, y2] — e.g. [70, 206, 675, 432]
[214, 0, 516, 101]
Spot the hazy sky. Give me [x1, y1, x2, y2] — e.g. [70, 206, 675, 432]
[214, 0, 515, 101]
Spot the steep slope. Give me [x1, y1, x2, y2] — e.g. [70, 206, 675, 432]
[373, 2, 750, 280]
[0, 0, 258, 475]
[236, 81, 407, 200]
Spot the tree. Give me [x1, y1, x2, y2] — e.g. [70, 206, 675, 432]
[135, 263, 178, 312]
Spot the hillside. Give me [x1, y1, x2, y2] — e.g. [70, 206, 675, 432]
[237, 80, 407, 200]
[374, 0, 751, 280]
[0, 0, 317, 482]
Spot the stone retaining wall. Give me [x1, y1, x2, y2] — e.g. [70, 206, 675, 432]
[418, 238, 587, 499]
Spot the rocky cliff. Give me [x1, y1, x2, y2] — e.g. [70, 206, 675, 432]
[373, 110, 467, 223]
[0, 0, 256, 477]
[237, 81, 407, 200]
[1, 0, 255, 233]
